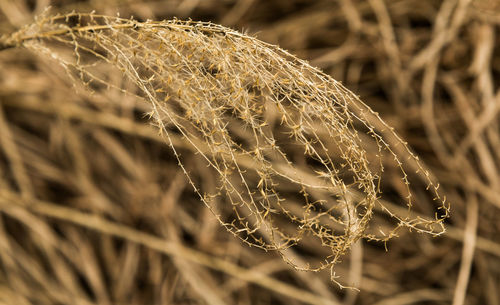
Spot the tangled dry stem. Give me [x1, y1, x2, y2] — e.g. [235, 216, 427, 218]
[1, 11, 448, 281]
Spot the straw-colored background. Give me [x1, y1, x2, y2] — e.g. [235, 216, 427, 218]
[0, 1, 499, 304]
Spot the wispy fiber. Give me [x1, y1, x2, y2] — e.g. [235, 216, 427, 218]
[0, 10, 448, 282]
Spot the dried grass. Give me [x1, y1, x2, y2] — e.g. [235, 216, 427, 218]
[1, 10, 449, 279]
[0, 1, 499, 304]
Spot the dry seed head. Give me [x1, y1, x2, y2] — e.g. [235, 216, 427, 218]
[2, 11, 448, 281]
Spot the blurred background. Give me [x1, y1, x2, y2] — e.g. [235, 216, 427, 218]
[0, 0, 499, 304]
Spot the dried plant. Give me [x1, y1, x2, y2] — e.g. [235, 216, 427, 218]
[0, 10, 448, 283]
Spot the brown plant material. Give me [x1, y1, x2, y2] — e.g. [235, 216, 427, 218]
[1, 1, 499, 304]
[0, 10, 447, 282]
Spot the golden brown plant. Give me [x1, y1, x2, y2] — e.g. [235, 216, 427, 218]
[0, 10, 448, 283]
